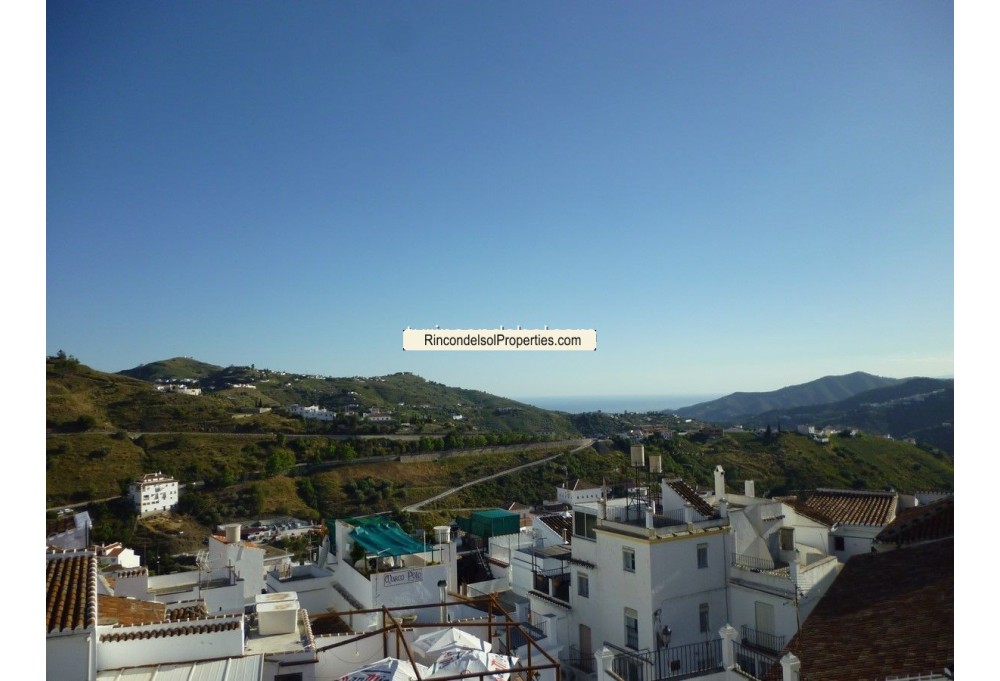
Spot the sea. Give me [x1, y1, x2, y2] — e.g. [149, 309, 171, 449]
[514, 394, 724, 414]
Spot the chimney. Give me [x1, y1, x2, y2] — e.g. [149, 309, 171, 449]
[438, 579, 448, 623]
[683, 503, 693, 524]
[719, 499, 729, 519]
[744, 480, 755, 498]
[645, 506, 655, 530]
[714, 466, 725, 498]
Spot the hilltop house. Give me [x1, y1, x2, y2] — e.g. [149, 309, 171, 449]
[128, 472, 179, 517]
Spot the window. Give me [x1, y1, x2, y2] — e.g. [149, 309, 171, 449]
[574, 512, 597, 541]
[624, 608, 639, 649]
[577, 572, 589, 598]
[699, 603, 710, 634]
[275, 674, 303, 681]
[623, 547, 636, 572]
[697, 543, 708, 569]
[834, 536, 845, 551]
[779, 527, 794, 551]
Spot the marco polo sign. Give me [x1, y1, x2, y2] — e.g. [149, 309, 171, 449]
[381, 568, 424, 587]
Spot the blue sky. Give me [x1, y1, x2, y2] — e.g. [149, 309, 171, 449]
[44, 1, 954, 400]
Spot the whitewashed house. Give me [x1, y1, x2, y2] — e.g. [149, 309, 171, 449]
[556, 478, 603, 507]
[566, 459, 731, 681]
[128, 471, 179, 517]
[793, 488, 898, 558]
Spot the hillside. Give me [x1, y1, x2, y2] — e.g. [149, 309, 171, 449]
[118, 357, 222, 382]
[115, 358, 577, 435]
[675, 372, 904, 422]
[747, 378, 954, 453]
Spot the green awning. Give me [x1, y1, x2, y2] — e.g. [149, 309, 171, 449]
[334, 516, 428, 558]
[456, 509, 520, 539]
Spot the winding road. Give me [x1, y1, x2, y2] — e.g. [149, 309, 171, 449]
[402, 438, 594, 511]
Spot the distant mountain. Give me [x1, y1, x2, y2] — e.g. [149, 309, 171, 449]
[748, 378, 954, 453]
[674, 372, 904, 422]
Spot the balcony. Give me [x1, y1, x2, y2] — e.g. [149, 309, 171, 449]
[566, 644, 596, 674]
[732, 640, 780, 681]
[605, 640, 723, 681]
[740, 625, 785, 654]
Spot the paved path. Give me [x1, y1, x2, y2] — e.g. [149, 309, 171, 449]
[402, 438, 594, 512]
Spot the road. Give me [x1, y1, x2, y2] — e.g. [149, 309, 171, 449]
[402, 438, 594, 512]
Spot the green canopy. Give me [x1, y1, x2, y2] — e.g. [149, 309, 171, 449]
[334, 516, 428, 558]
[456, 509, 520, 539]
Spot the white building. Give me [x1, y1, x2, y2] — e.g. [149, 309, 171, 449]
[327, 516, 459, 623]
[288, 403, 336, 421]
[128, 472, 179, 517]
[47, 546, 319, 681]
[790, 488, 898, 559]
[556, 478, 603, 506]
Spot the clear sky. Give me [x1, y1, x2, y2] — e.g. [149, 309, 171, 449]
[44, 1, 954, 399]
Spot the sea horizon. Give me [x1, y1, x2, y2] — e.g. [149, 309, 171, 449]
[514, 394, 724, 414]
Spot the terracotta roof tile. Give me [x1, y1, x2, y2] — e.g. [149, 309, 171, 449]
[98, 618, 242, 643]
[775, 538, 953, 681]
[97, 595, 167, 626]
[167, 602, 209, 621]
[784, 498, 837, 527]
[663, 478, 716, 518]
[801, 488, 897, 526]
[46, 552, 97, 634]
[875, 496, 953, 547]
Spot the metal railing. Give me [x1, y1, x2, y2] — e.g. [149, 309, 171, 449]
[567, 645, 596, 674]
[606, 640, 723, 681]
[732, 641, 780, 681]
[730, 553, 779, 572]
[740, 625, 786, 654]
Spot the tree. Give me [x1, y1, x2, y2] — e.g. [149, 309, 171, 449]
[265, 448, 296, 476]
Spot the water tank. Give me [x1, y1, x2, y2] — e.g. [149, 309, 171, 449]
[257, 601, 299, 635]
[434, 525, 452, 544]
[225, 524, 241, 544]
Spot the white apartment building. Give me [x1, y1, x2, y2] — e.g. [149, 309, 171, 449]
[128, 472, 179, 517]
[288, 403, 336, 421]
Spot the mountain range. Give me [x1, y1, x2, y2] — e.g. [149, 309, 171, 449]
[675, 372, 953, 453]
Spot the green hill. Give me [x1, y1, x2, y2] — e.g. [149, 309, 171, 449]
[47, 356, 953, 536]
[675, 372, 903, 422]
[117, 359, 579, 436]
[118, 357, 223, 382]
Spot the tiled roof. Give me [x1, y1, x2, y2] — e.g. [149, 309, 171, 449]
[663, 479, 716, 518]
[801, 488, 897, 526]
[782, 498, 836, 527]
[875, 496, 953, 547]
[97, 595, 167, 626]
[537, 514, 573, 542]
[46, 551, 97, 634]
[564, 478, 600, 491]
[773, 537, 953, 681]
[99, 618, 242, 642]
[167, 602, 209, 621]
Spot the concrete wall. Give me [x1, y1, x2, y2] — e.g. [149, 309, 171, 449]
[96, 616, 244, 670]
[47, 632, 93, 681]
